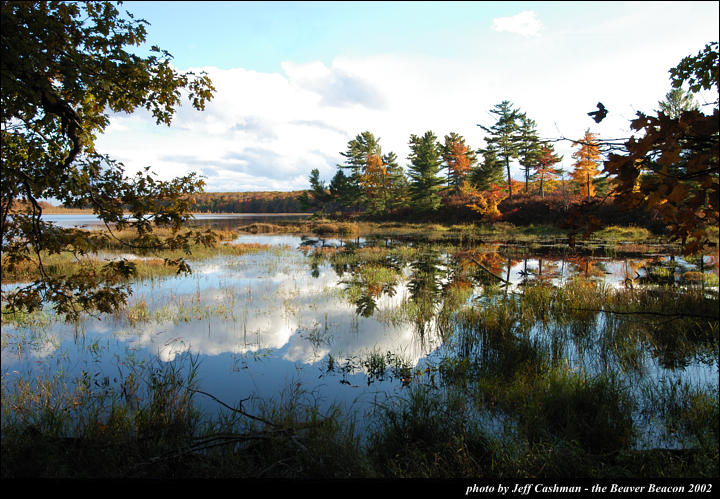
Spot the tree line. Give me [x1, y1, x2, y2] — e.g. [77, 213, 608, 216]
[298, 101, 613, 219]
[185, 191, 306, 213]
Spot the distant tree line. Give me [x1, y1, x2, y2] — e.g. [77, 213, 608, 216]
[31, 191, 307, 214]
[179, 191, 307, 213]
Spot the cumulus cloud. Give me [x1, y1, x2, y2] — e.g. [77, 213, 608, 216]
[95, 18, 713, 193]
[230, 116, 278, 141]
[281, 61, 386, 109]
[492, 10, 543, 37]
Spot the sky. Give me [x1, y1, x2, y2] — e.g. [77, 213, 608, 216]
[95, 1, 720, 193]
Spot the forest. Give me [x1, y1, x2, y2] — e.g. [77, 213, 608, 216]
[186, 190, 306, 213]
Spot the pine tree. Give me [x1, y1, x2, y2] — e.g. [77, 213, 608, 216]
[338, 131, 382, 211]
[383, 151, 409, 211]
[478, 101, 522, 201]
[329, 170, 353, 212]
[470, 145, 505, 191]
[407, 131, 445, 213]
[516, 114, 543, 194]
[656, 88, 699, 118]
[535, 144, 563, 198]
[298, 168, 331, 213]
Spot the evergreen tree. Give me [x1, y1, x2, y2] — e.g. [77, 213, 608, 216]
[383, 151, 410, 211]
[516, 114, 543, 194]
[338, 131, 382, 211]
[656, 88, 700, 118]
[478, 101, 522, 201]
[407, 131, 445, 213]
[329, 170, 353, 213]
[297, 168, 331, 213]
[470, 145, 505, 191]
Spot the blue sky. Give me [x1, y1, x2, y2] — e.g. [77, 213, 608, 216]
[96, 1, 720, 192]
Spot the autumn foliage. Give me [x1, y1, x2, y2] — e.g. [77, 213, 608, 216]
[602, 42, 719, 254]
[444, 141, 473, 191]
[465, 183, 507, 220]
[535, 145, 563, 198]
[604, 109, 718, 254]
[571, 130, 602, 199]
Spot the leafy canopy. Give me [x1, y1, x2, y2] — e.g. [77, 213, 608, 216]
[1, 1, 216, 320]
[603, 42, 718, 254]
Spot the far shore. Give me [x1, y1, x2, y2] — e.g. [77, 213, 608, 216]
[34, 209, 312, 216]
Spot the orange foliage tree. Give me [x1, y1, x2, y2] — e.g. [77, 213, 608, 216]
[466, 183, 507, 220]
[360, 153, 389, 215]
[445, 141, 473, 191]
[442, 132, 476, 193]
[571, 130, 602, 199]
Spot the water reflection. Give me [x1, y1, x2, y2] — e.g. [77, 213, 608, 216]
[2, 232, 718, 437]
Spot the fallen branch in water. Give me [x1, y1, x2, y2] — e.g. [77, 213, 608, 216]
[189, 388, 276, 427]
[124, 387, 326, 477]
[471, 257, 510, 285]
[570, 307, 718, 321]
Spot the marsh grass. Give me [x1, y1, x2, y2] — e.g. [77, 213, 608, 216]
[367, 386, 494, 478]
[1, 238, 271, 286]
[1, 354, 202, 478]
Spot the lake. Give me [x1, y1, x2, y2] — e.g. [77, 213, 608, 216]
[39, 212, 312, 230]
[2, 217, 718, 448]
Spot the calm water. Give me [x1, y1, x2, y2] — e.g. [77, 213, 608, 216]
[3, 219, 718, 442]
[40, 213, 311, 230]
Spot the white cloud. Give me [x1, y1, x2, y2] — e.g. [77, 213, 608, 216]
[94, 4, 717, 193]
[492, 10, 543, 38]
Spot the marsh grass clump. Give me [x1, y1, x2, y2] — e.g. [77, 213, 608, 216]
[1, 237, 269, 287]
[0, 252, 172, 285]
[591, 226, 654, 242]
[506, 368, 633, 455]
[367, 387, 493, 478]
[311, 220, 359, 236]
[1, 354, 203, 478]
[212, 383, 369, 478]
[239, 222, 284, 233]
[640, 378, 719, 450]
